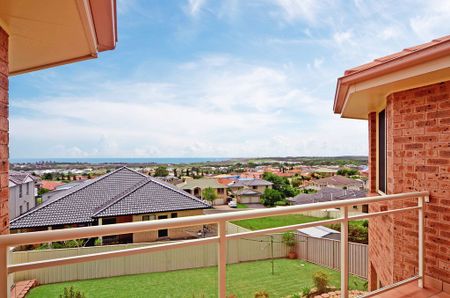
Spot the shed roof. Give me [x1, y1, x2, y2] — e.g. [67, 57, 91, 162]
[298, 226, 340, 238]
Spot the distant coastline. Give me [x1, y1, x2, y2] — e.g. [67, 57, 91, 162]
[10, 157, 232, 165]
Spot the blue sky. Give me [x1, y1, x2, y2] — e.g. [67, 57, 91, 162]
[9, 0, 450, 158]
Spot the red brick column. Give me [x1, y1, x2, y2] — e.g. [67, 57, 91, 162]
[368, 112, 377, 193]
[0, 26, 8, 235]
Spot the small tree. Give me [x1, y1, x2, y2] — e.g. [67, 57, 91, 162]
[59, 286, 85, 298]
[202, 187, 217, 205]
[254, 290, 269, 298]
[154, 166, 169, 177]
[260, 188, 283, 207]
[282, 232, 297, 258]
[312, 271, 329, 294]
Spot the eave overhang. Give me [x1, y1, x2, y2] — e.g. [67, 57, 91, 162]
[334, 37, 450, 119]
[0, 0, 117, 76]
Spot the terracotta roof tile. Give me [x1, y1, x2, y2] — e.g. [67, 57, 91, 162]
[344, 35, 450, 76]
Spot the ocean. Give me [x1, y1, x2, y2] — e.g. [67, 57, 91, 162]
[10, 157, 231, 165]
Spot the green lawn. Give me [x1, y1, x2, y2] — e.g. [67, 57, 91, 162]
[28, 259, 366, 298]
[237, 203, 248, 208]
[232, 214, 325, 230]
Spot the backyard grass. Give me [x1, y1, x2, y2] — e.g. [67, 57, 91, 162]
[232, 214, 325, 230]
[237, 203, 248, 208]
[28, 259, 366, 298]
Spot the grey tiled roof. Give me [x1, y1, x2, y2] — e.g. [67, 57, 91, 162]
[235, 188, 261, 196]
[289, 187, 367, 205]
[10, 167, 209, 229]
[9, 171, 35, 185]
[230, 179, 273, 188]
[312, 175, 364, 187]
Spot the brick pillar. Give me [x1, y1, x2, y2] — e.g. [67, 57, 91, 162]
[368, 112, 377, 193]
[0, 26, 8, 235]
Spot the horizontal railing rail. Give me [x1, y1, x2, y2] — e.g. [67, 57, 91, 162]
[0, 191, 429, 298]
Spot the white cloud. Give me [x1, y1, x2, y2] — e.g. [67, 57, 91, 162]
[272, 0, 328, 23]
[10, 55, 366, 158]
[186, 0, 207, 16]
[333, 31, 353, 45]
[409, 0, 450, 40]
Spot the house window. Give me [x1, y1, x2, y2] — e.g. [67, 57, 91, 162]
[157, 215, 168, 238]
[142, 215, 155, 221]
[19, 205, 23, 215]
[26, 202, 30, 211]
[252, 186, 257, 190]
[19, 185, 22, 198]
[378, 109, 387, 193]
[217, 188, 224, 194]
[102, 217, 116, 225]
[26, 183, 30, 195]
[171, 213, 178, 218]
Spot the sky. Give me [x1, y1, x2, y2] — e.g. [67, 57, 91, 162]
[8, 0, 450, 159]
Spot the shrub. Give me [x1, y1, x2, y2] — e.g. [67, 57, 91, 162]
[260, 188, 283, 207]
[362, 220, 368, 228]
[94, 238, 102, 246]
[282, 232, 296, 248]
[274, 200, 288, 206]
[301, 286, 311, 297]
[254, 290, 269, 298]
[312, 271, 329, 294]
[59, 286, 85, 298]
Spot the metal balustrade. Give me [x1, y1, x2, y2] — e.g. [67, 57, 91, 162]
[0, 191, 429, 298]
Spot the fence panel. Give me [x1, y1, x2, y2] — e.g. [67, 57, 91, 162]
[296, 234, 368, 279]
[12, 225, 287, 284]
[12, 224, 366, 284]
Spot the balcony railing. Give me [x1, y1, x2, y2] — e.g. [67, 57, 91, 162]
[0, 191, 429, 298]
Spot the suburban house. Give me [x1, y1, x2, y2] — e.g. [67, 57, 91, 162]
[10, 167, 210, 244]
[228, 178, 273, 204]
[177, 178, 228, 205]
[8, 172, 37, 220]
[288, 187, 368, 214]
[309, 175, 365, 190]
[334, 35, 450, 293]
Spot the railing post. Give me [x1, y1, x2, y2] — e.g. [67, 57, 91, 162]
[0, 245, 9, 298]
[218, 221, 227, 298]
[340, 206, 349, 298]
[418, 196, 425, 288]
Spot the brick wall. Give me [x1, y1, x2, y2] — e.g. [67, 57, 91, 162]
[368, 80, 450, 291]
[0, 26, 8, 235]
[368, 112, 377, 193]
[132, 209, 205, 243]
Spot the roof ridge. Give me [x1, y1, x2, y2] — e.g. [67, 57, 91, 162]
[10, 167, 134, 224]
[92, 177, 151, 216]
[94, 176, 209, 217]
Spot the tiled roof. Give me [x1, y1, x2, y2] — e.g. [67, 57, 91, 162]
[10, 167, 209, 229]
[312, 175, 363, 187]
[290, 187, 367, 205]
[234, 188, 261, 196]
[343, 35, 450, 76]
[230, 179, 273, 188]
[177, 178, 225, 190]
[9, 171, 35, 185]
[41, 180, 65, 191]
